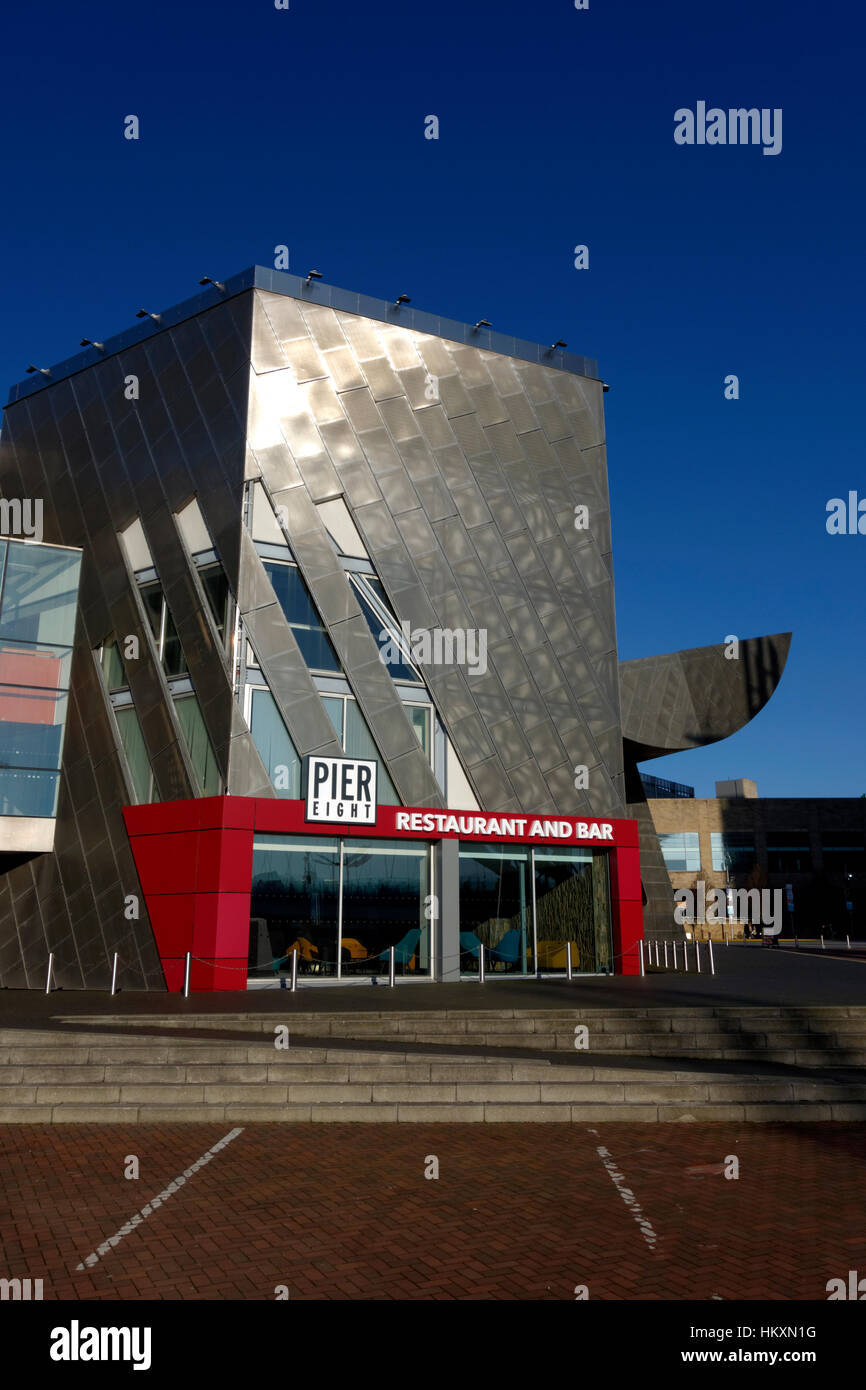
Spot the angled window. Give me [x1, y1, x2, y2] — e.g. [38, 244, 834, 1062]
[173, 694, 220, 797]
[349, 574, 422, 684]
[249, 686, 301, 798]
[140, 582, 187, 677]
[114, 703, 153, 803]
[262, 560, 340, 674]
[199, 565, 230, 649]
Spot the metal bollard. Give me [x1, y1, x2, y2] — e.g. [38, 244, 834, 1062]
[566, 941, 573, 981]
[638, 939, 645, 978]
[664, 940, 669, 969]
[708, 937, 715, 976]
[290, 948, 298, 993]
[479, 944, 486, 984]
[110, 952, 119, 996]
[183, 951, 191, 997]
[821, 935, 825, 950]
[389, 945, 396, 988]
[683, 940, 689, 972]
[45, 952, 54, 994]
[673, 941, 678, 970]
[695, 940, 702, 973]
[847, 935, 851, 950]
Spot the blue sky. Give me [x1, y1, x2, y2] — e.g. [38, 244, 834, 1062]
[1, 0, 862, 796]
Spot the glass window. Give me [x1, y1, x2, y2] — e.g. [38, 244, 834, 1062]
[344, 697, 398, 805]
[0, 768, 59, 818]
[100, 637, 127, 691]
[459, 844, 532, 976]
[139, 583, 187, 676]
[249, 836, 341, 979]
[115, 705, 153, 803]
[173, 694, 220, 796]
[767, 832, 811, 874]
[263, 561, 340, 674]
[341, 839, 431, 978]
[711, 832, 757, 873]
[821, 833, 866, 873]
[534, 846, 611, 974]
[350, 575, 420, 683]
[200, 566, 230, 648]
[405, 704, 431, 760]
[658, 831, 701, 873]
[249, 687, 301, 798]
[0, 545, 81, 647]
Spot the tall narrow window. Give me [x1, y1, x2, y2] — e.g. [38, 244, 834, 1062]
[173, 694, 220, 796]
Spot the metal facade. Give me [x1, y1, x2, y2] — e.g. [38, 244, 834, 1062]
[0, 269, 789, 987]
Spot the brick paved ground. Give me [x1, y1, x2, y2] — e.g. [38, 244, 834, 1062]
[1, 1123, 864, 1300]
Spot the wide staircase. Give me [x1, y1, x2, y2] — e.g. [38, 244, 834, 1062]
[1, 1006, 865, 1123]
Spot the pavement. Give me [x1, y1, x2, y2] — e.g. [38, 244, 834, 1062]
[1, 1121, 864, 1300]
[2, 944, 865, 1030]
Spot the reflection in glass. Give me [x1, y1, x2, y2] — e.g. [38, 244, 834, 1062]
[341, 839, 430, 978]
[0, 541, 81, 819]
[200, 566, 230, 648]
[322, 694, 399, 806]
[458, 845, 532, 975]
[249, 837, 341, 979]
[533, 847, 612, 974]
[350, 575, 420, 683]
[263, 561, 340, 673]
[115, 704, 153, 803]
[173, 694, 220, 796]
[100, 638, 126, 691]
[249, 687, 300, 798]
[0, 545, 80, 647]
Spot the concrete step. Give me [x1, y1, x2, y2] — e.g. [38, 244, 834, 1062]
[2, 1097, 866, 1123]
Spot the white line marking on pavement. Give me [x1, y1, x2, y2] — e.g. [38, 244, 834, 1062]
[593, 1141, 660, 1252]
[75, 1127, 244, 1271]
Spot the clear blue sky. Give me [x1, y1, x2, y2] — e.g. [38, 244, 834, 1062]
[1, 0, 862, 797]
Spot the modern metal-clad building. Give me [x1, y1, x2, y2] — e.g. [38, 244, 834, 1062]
[0, 268, 788, 990]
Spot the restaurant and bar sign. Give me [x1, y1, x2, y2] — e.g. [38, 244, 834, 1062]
[304, 755, 378, 825]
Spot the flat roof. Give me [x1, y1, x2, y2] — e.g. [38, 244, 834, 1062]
[5, 265, 600, 407]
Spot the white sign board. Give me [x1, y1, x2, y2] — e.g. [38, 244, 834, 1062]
[305, 755, 377, 825]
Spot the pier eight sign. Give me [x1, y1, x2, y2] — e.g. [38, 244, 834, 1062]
[304, 755, 378, 825]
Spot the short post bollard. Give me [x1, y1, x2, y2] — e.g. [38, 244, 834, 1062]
[110, 952, 119, 996]
[45, 952, 54, 994]
[664, 940, 669, 969]
[290, 948, 298, 992]
[821, 935, 825, 951]
[708, 937, 715, 976]
[389, 945, 396, 988]
[638, 939, 645, 978]
[683, 940, 689, 972]
[183, 951, 191, 998]
[479, 944, 486, 984]
[566, 941, 573, 981]
[695, 940, 702, 973]
[673, 941, 678, 970]
[847, 935, 851, 950]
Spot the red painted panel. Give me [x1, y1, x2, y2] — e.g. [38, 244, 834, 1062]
[609, 845, 643, 902]
[192, 893, 254, 959]
[142, 894, 196, 958]
[612, 899, 645, 976]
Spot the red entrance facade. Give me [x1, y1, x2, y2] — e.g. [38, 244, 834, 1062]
[123, 797, 644, 991]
